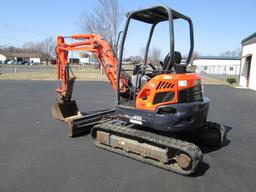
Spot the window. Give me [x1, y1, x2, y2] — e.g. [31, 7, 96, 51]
[229, 67, 234, 71]
[204, 66, 208, 70]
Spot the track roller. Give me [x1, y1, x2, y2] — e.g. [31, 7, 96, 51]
[91, 120, 202, 175]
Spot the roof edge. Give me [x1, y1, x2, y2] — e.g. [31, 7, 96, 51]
[241, 32, 256, 44]
[195, 56, 240, 60]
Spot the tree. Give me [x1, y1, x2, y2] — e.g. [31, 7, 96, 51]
[129, 56, 143, 64]
[79, 52, 90, 58]
[140, 46, 161, 65]
[150, 47, 161, 65]
[22, 37, 55, 65]
[220, 48, 241, 57]
[22, 41, 41, 52]
[40, 37, 55, 65]
[79, 0, 122, 50]
[0, 37, 55, 65]
[0, 44, 29, 53]
[139, 47, 146, 58]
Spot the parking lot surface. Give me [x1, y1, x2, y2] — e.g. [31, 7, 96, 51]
[0, 80, 255, 192]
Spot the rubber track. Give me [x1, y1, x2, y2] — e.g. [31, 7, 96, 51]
[206, 121, 227, 146]
[91, 120, 203, 175]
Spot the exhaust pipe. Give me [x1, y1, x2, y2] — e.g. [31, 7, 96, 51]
[51, 100, 80, 121]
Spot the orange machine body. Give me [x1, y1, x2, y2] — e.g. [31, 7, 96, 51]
[55, 34, 130, 100]
[55, 33, 203, 113]
[136, 73, 202, 111]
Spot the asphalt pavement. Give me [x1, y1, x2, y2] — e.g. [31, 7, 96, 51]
[0, 80, 255, 192]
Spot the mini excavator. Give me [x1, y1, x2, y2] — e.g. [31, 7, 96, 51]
[52, 5, 227, 175]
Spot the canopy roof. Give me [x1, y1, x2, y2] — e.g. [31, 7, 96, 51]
[127, 5, 189, 24]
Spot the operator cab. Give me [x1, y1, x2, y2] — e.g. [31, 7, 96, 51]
[131, 51, 182, 91]
[118, 5, 194, 101]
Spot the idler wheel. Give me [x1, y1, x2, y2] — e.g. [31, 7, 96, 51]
[176, 154, 191, 169]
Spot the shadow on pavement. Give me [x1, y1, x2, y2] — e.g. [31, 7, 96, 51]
[198, 125, 232, 154]
[190, 125, 232, 177]
[190, 161, 210, 177]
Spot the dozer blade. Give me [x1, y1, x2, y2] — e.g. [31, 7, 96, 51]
[52, 100, 79, 121]
[197, 121, 227, 147]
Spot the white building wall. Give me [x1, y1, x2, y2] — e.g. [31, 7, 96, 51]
[29, 58, 40, 64]
[193, 59, 240, 75]
[239, 43, 256, 90]
[80, 57, 89, 64]
[0, 54, 6, 62]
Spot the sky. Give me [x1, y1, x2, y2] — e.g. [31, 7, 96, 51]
[0, 0, 255, 58]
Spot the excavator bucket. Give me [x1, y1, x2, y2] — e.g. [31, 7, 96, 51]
[52, 99, 115, 137]
[51, 100, 79, 121]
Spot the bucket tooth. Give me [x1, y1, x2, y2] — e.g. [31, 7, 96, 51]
[51, 100, 79, 121]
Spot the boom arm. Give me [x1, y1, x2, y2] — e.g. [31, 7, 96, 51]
[55, 34, 131, 101]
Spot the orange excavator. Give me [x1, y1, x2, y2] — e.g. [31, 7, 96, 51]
[52, 5, 227, 175]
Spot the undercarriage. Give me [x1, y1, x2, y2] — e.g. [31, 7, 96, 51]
[52, 101, 227, 175]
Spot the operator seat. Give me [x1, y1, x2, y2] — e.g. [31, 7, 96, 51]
[161, 51, 186, 74]
[162, 51, 182, 70]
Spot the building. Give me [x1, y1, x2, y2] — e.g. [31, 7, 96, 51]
[239, 32, 256, 90]
[79, 57, 90, 64]
[0, 52, 6, 62]
[67, 57, 99, 65]
[0, 51, 42, 64]
[193, 56, 241, 76]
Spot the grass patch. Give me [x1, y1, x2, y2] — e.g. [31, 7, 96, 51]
[0, 65, 108, 81]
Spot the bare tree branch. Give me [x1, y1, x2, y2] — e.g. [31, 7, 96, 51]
[140, 46, 162, 65]
[22, 37, 55, 64]
[79, 0, 122, 49]
[150, 47, 161, 65]
[220, 48, 241, 57]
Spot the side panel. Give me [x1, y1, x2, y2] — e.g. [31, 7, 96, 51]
[116, 97, 209, 133]
[116, 105, 155, 128]
[135, 73, 202, 111]
[154, 97, 209, 132]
